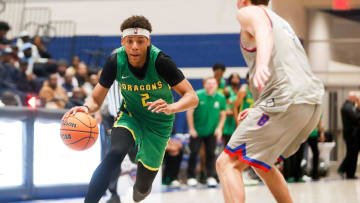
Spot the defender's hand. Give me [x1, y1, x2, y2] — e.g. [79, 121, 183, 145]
[62, 106, 89, 120]
[237, 108, 251, 122]
[254, 65, 270, 93]
[147, 99, 174, 115]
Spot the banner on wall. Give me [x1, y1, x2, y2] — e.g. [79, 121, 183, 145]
[0, 120, 23, 188]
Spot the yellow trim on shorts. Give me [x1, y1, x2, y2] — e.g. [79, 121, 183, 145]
[138, 159, 159, 171]
[113, 112, 136, 141]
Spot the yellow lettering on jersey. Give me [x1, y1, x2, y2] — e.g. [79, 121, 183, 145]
[146, 84, 151, 91]
[127, 85, 132, 91]
[133, 85, 139, 91]
[122, 84, 127, 90]
[157, 81, 163, 89]
[140, 85, 145, 91]
[152, 83, 157, 90]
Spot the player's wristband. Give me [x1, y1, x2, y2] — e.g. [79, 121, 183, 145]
[83, 105, 90, 112]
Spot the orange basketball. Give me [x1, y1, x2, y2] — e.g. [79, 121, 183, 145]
[60, 112, 99, 151]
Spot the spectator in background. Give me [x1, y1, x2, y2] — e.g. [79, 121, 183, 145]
[83, 72, 99, 98]
[186, 77, 226, 187]
[0, 21, 11, 49]
[62, 71, 75, 97]
[33, 35, 51, 59]
[55, 59, 79, 88]
[39, 73, 68, 109]
[16, 59, 41, 94]
[212, 63, 226, 94]
[1, 47, 19, 82]
[10, 43, 20, 68]
[0, 91, 19, 106]
[222, 73, 241, 145]
[338, 92, 360, 179]
[162, 135, 183, 188]
[306, 118, 325, 181]
[76, 62, 88, 87]
[65, 87, 87, 109]
[68, 56, 81, 74]
[233, 73, 254, 126]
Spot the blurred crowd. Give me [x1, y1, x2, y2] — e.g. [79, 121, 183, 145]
[0, 21, 99, 109]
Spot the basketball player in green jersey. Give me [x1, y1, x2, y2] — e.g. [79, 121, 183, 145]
[233, 73, 254, 126]
[63, 16, 198, 203]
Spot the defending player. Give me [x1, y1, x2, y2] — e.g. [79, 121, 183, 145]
[63, 16, 198, 203]
[216, 1, 324, 203]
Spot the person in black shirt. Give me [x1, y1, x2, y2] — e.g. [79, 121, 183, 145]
[63, 16, 198, 203]
[338, 92, 360, 179]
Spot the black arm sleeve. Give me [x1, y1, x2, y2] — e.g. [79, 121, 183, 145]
[155, 52, 185, 87]
[99, 53, 117, 88]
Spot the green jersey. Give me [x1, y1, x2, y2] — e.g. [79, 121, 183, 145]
[240, 85, 254, 111]
[115, 45, 175, 128]
[223, 86, 237, 135]
[217, 78, 226, 94]
[194, 89, 226, 136]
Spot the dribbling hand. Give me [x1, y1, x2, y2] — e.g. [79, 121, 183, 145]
[62, 106, 89, 120]
[147, 99, 174, 115]
[254, 65, 271, 93]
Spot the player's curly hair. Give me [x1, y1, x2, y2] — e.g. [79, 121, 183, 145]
[251, 0, 270, 5]
[120, 15, 152, 32]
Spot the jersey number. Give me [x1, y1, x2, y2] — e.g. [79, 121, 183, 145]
[141, 93, 150, 107]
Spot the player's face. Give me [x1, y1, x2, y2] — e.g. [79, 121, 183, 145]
[122, 35, 150, 67]
[204, 78, 218, 95]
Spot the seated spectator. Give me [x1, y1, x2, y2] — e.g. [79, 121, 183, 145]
[0, 21, 11, 50]
[32, 35, 51, 59]
[75, 62, 88, 87]
[10, 43, 20, 68]
[83, 72, 99, 98]
[62, 71, 75, 97]
[65, 87, 87, 109]
[1, 47, 19, 82]
[39, 73, 68, 109]
[67, 56, 80, 74]
[0, 91, 19, 106]
[16, 60, 41, 94]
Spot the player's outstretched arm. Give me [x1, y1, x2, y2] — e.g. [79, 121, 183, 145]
[147, 79, 198, 114]
[237, 6, 273, 92]
[63, 83, 109, 119]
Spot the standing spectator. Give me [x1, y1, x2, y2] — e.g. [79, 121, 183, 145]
[223, 73, 241, 145]
[338, 92, 360, 179]
[0, 21, 11, 49]
[186, 77, 226, 187]
[306, 118, 325, 181]
[39, 73, 68, 109]
[32, 36, 51, 59]
[76, 62, 88, 87]
[233, 73, 254, 126]
[212, 63, 226, 94]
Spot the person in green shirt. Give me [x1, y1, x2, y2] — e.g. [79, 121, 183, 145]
[212, 63, 226, 94]
[186, 77, 226, 187]
[233, 72, 254, 126]
[63, 16, 198, 203]
[223, 73, 241, 145]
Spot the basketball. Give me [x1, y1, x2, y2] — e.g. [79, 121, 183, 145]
[60, 112, 99, 151]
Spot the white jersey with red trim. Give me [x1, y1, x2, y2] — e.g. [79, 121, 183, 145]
[240, 7, 324, 113]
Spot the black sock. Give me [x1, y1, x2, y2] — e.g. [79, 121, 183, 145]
[133, 162, 158, 202]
